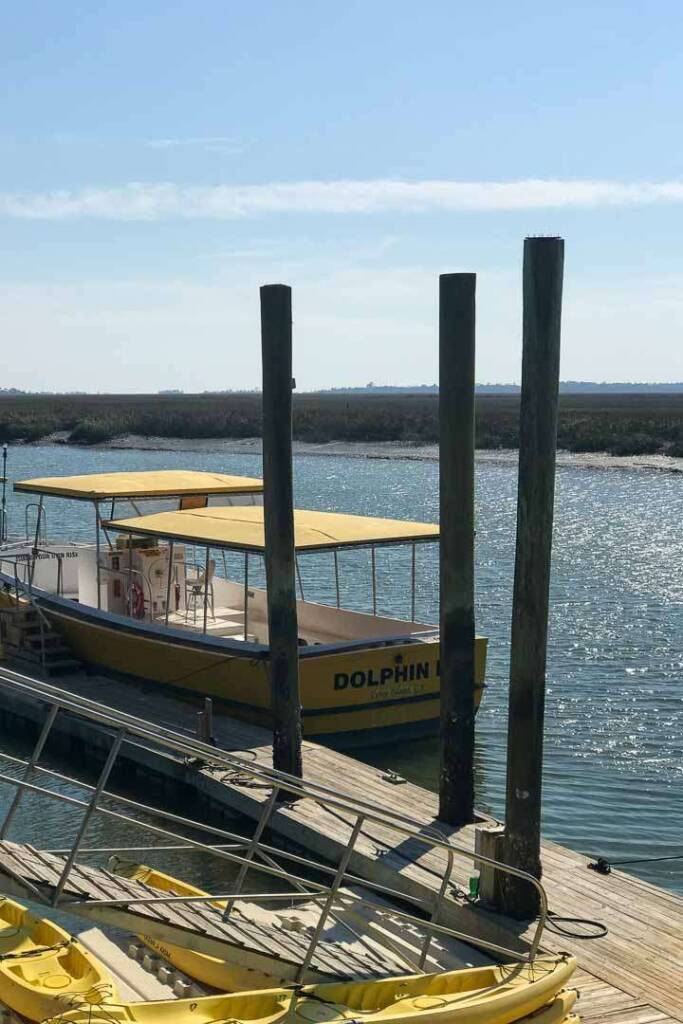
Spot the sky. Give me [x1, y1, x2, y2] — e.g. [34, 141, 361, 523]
[2, 1, 683, 392]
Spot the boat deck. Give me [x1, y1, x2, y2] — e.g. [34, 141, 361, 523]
[162, 605, 256, 640]
[1, 668, 681, 1023]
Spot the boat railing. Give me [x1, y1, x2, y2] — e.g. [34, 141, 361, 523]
[1, 546, 65, 600]
[0, 663, 548, 974]
[0, 553, 29, 605]
[24, 502, 47, 545]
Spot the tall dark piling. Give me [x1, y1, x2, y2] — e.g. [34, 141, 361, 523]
[502, 237, 564, 916]
[260, 284, 303, 778]
[438, 273, 477, 826]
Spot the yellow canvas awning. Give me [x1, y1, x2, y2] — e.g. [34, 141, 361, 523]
[104, 505, 439, 552]
[14, 470, 263, 501]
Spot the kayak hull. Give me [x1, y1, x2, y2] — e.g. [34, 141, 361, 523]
[109, 858, 280, 990]
[48, 954, 577, 1024]
[0, 895, 116, 1022]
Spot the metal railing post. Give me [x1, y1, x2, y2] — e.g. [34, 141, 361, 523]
[0, 703, 60, 839]
[28, 498, 44, 588]
[95, 502, 102, 610]
[202, 546, 210, 635]
[295, 557, 305, 601]
[411, 542, 417, 621]
[418, 846, 454, 969]
[222, 785, 279, 920]
[371, 546, 377, 615]
[51, 728, 125, 905]
[333, 550, 341, 608]
[295, 813, 364, 982]
[244, 553, 249, 640]
[164, 540, 175, 626]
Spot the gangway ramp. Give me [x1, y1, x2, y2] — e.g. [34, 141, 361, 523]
[0, 666, 540, 989]
[0, 840, 406, 983]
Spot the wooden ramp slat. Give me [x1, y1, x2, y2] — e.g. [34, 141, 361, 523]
[0, 839, 406, 983]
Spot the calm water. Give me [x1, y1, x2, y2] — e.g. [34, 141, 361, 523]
[0, 732, 280, 916]
[2, 445, 682, 895]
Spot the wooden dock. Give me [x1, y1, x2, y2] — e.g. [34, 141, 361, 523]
[1, 669, 680, 1024]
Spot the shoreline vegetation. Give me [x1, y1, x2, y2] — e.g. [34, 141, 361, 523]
[3, 392, 683, 467]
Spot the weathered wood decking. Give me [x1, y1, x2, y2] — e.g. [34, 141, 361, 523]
[0, 840, 410, 983]
[1, 670, 681, 1023]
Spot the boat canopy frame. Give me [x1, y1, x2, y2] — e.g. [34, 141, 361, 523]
[13, 470, 264, 502]
[11, 471, 265, 612]
[102, 506, 440, 636]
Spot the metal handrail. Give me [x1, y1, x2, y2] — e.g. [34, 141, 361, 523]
[0, 547, 65, 599]
[0, 761, 527, 966]
[0, 748, 446, 913]
[24, 503, 47, 544]
[0, 663, 493, 860]
[0, 663, 549, 968]
[0, 776, 535, 974]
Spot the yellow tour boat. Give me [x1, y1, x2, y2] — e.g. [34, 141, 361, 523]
[109, 857, 279, 991]
[0, 895, 116, 1022]
[46, 954, 577, 1024]
[0, 470, 487, 743]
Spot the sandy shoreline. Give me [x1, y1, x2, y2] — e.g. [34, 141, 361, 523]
[33, 433, 683, 473]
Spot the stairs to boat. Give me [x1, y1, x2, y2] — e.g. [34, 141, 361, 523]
[0, 605, 81, 676]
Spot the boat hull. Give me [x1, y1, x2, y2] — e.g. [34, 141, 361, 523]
[0, 584, 486, 742]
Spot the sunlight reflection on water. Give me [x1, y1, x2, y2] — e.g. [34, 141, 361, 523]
[3, 445, 682, 893]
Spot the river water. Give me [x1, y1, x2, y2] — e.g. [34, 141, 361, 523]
[1, 445, 681, 896]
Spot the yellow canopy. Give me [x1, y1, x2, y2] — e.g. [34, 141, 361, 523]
[104, 505, 439, 552]
[14, 470, 263, 501]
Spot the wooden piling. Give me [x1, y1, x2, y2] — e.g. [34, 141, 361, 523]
[438, 273, 476, 826]
[260, 284, 303, 778]
[502, 237, 564, 917]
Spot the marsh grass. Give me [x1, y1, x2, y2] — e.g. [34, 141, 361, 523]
[2, 392, 683, 456]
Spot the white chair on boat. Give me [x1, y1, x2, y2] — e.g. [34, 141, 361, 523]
[185, 559, 216, 625]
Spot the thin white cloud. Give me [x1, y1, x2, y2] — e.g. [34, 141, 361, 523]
[2, 179, 683, 221]
[144, 136, 243, 153]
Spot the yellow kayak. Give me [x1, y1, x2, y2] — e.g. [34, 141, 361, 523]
[47, 953, 577, 1024]
[0, 895, 116, 1022]
[520, 989, 578, 1023]
[109, 857, 279, 990]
